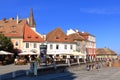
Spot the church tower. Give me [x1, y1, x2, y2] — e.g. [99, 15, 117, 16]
[29, 8, 36, 31]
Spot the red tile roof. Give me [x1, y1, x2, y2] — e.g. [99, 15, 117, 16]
[23, 24, 44, 42]
[0, 18, 26, 37]
[68, 33, 85, 41]
[46, 27, 72, 43]
[96, 48, 117, 55]
[78, 32, 89, 40]
[0, 18, 44, 42]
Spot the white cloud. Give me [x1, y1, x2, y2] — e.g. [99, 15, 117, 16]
[80, 8, 120, 14]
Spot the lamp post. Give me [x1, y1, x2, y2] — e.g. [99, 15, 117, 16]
[53, 53, 56, 69]
[0, 42, 2, 50]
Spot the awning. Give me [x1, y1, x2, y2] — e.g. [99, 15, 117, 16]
[72, 52, 85, 56]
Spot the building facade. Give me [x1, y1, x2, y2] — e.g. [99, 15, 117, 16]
[67, 29, 86, 62]
[0, 9, 44, 54]
[67, 29, 96, 62]
[0, 9, 96, 63]
[45, 28, 76, 59]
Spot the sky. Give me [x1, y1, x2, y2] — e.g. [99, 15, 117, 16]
[0, 0, 120, 53]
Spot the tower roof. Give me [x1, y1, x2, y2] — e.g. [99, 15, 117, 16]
[29, 8, 36, 27]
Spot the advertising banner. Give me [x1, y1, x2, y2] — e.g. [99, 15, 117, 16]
[40, 45, 47, 63]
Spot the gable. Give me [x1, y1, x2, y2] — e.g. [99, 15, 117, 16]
[46, 27, 72, 43]
[23, 25, 44, 42]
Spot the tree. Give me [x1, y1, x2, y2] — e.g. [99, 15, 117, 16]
[0, 34, 14, 52]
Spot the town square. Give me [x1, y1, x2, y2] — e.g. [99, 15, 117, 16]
[0, 0, 120, 80]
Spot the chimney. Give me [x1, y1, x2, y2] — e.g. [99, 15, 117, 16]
[9, 17, 14, 20]
[3, 18, 6, 21]
[16, 15, 19, 24]
[27, 18, 29, 24]
[82, 31, 84, 33]
[75, 29, 78, 32]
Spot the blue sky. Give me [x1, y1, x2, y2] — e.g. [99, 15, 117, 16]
[0, 0, 120, 53]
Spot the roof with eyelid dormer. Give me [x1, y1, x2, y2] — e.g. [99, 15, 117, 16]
[46, 27, 73, 43]
[0, 18, 27, 38]
[23, 24, 44, 42]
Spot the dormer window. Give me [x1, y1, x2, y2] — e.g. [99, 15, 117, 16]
[0, 26, 3, 29]
[11, 26, 16, 28]
[11, 31, 17, 34]
[0, 32, 3, 34]
[0, 31, 5, 34]
[28, 36, 31, 38]
[65, 38, 68, 40]
[35, 36, 38, 38]
[56, 37, 59, 39]
[28, 35, 31, 38]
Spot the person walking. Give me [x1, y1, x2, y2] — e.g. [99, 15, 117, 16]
[96, 62, 100, 71]
[86, 64, 90, 71]
[91, 63, 95, 70]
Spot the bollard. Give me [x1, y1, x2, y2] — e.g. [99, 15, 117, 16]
[12, 71, 16, 78]
[53, 55, 57, 69]
[0, 75, 1, 80]
[34, 61, 37, 76]
[67, 59, 71, 67]
[53, 60, 57, 69]
[77, 57, 80, 65]
[26, 70, 29, 76]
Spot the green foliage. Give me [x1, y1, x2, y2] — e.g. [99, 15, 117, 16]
[0, 34, 14, 52]
[35, 57, 40, 62]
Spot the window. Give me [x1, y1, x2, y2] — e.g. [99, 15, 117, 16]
[11, 26, 16, 28]
[0, 32, 3, 34]
[65, 38, 68, 40]
[64, 45, 67, 49]
[77, 42, 80, 46]
[11, 31, 17, 34]
[15, 42, 18, 46]
[56, 45, 59, 49]
[0, 26, 3, 29]
[56, 37, 59, 39]
[70, 45, 73, 50]
[33, 43, 37, 48]
[28, 35, 31, 38]
[35, 36, 38, 39]
[26, 43, 29, 48]
[50, 44, 53, 49]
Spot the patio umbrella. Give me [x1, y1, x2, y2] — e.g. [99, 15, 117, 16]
[0, 50, 13, 55]
[18, 52, 39, 55]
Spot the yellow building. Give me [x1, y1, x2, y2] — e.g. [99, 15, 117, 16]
[96, 48, 117, 61]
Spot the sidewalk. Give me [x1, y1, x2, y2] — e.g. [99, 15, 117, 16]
[0, 64, 29, 80]
[12, 64, 120, 80]
[0, 62, 106, 80]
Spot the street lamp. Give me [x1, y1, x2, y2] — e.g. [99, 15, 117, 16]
[0, 42, 2, 50]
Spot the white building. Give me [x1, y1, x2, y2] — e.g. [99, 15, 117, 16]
[44, 27, 78, 63]
[67, 28, 96, 62]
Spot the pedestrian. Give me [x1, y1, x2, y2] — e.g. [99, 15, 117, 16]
[91, 63, 95, 70]
[96, 62, 100, 71]
[89, 64, 92, 71]
[86, 64, 90, 71]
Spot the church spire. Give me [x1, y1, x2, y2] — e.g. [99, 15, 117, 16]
[29, 8, 36, 28]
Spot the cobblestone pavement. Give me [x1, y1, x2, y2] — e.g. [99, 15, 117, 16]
[12, 67, 120, 80]
[1, 61, 120, 80]
[0, 64, 29, 75]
